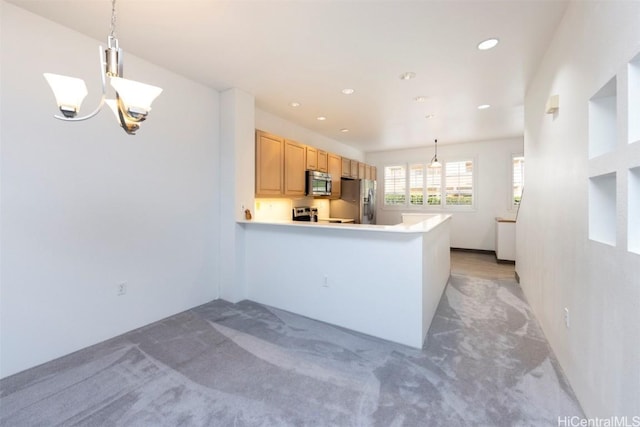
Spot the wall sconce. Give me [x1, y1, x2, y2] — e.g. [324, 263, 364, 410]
[546, 94, 559, 114]
[43, 0, 162, 135]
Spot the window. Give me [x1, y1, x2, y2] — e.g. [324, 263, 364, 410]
[445, 161, 473, 205]
[512, 155, 525, 207]
[384, 165, 406, 205]
[426, 166, 442, 205]
[409, 164, 425, 205]
[382, 159, 474, 209]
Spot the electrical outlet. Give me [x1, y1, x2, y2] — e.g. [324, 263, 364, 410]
[564, 307, 570, 328]
[323, 275, 329, 288]
[117, 282, 127, 296]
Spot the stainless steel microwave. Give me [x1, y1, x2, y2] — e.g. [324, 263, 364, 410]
[306, 170, 332, 196]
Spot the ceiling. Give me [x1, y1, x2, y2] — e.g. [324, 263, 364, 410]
[7, 0, 568, 152]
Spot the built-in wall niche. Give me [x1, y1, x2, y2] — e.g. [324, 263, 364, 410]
[588, 172, 617, 246]
[628, 53, 640, 145]
[589, 77, 617, 159]
[629, 167, 640, 254]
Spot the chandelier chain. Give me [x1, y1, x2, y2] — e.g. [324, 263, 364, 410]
[110, 0, 117, 38]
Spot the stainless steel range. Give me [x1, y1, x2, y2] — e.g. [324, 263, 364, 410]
[292, 206, 318, 222]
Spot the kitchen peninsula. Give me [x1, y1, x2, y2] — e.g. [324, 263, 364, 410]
[239, 214, 451, 348]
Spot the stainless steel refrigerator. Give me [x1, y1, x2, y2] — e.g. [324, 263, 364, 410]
[330, 179, 377, 224]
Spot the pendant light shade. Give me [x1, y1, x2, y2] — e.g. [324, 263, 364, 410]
[110, 77, 163, 114]
[43, 73, 88, 118]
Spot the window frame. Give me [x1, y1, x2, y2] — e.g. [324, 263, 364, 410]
[381, 157, 477, 212]
[510, 153, 525, 211]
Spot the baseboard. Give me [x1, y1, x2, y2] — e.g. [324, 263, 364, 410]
[450, 247, 494, 255]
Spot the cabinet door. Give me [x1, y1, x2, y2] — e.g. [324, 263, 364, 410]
[255, 131, 283, 196]
[306, 146, 318, 170]
[350, 160, 359, 178]
[318, 150, 328, 172]
[365, 165, 371, 180]
[328, 153, 342, 199]
[342, 158, 351, 178]
[371, 166, 377, 182]
[284, 139, 307, 196]
[358, 162, 366, 179]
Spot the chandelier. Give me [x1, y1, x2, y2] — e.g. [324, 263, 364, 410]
[43, 0, 162, 135]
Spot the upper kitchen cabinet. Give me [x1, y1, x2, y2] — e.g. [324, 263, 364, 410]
[365, 164, 372, 180]
[284, 139, 307, 196]
[341, 158, 351, 178]
[328, 153, 342, 199]
[350, 160, 359, 178]
[255, 130, 284, 196]
[318, 150, 328, 172]
[358, 162, 366, 179]
[306, 146, 318, 170]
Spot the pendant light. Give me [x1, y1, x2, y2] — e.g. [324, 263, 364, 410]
[430, 139, 442, 168]
[43, 0, 162, 135]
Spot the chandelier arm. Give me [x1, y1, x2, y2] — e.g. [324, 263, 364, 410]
[53, 45, 108, 122]
[115, 94, 140, 135]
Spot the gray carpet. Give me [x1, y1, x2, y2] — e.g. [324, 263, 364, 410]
[0, 274, 583, 426]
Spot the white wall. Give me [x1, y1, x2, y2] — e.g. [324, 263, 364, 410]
[219, 88, 255, 303]
[243, 220, 450, 348]
[366, 137, 523, 250]
[0, 3, 220, 378]
[518, 1, 640, 418]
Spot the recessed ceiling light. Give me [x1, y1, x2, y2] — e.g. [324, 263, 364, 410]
[317, 116, 327, 121]
[477, 38, 499, 50]
[399, 72, 416, 80]
[425, 114, 435, 119]
[341, 88, 355, 95]
[289, 101, 300, 107]
[340, 128, 349, 133]
[414, 96, 427, 102]
[477, 104, 491, 110]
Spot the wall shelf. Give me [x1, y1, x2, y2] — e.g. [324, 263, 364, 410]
[588, 172, 617, 246]
[629, 167, 640, 254]
[588, 77, 617, 159]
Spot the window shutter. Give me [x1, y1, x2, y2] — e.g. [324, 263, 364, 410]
[384, 165, 406, 205]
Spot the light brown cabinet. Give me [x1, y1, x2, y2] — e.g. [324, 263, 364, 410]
[306, 146, 318, 170]
[255, 130, 284, 196]
[284, 139, 307, 196]
[371, 166, 377, 181]
[341, 158, 351, 178]
[256, 129, 376, 198]
[328, 153, 342, 199]
[318, 150, 328, 172]
[350, 160, 359, 178]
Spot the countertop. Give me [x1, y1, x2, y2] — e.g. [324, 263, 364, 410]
[318, 217, 355, 223]
[238, 214, 451, 234]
